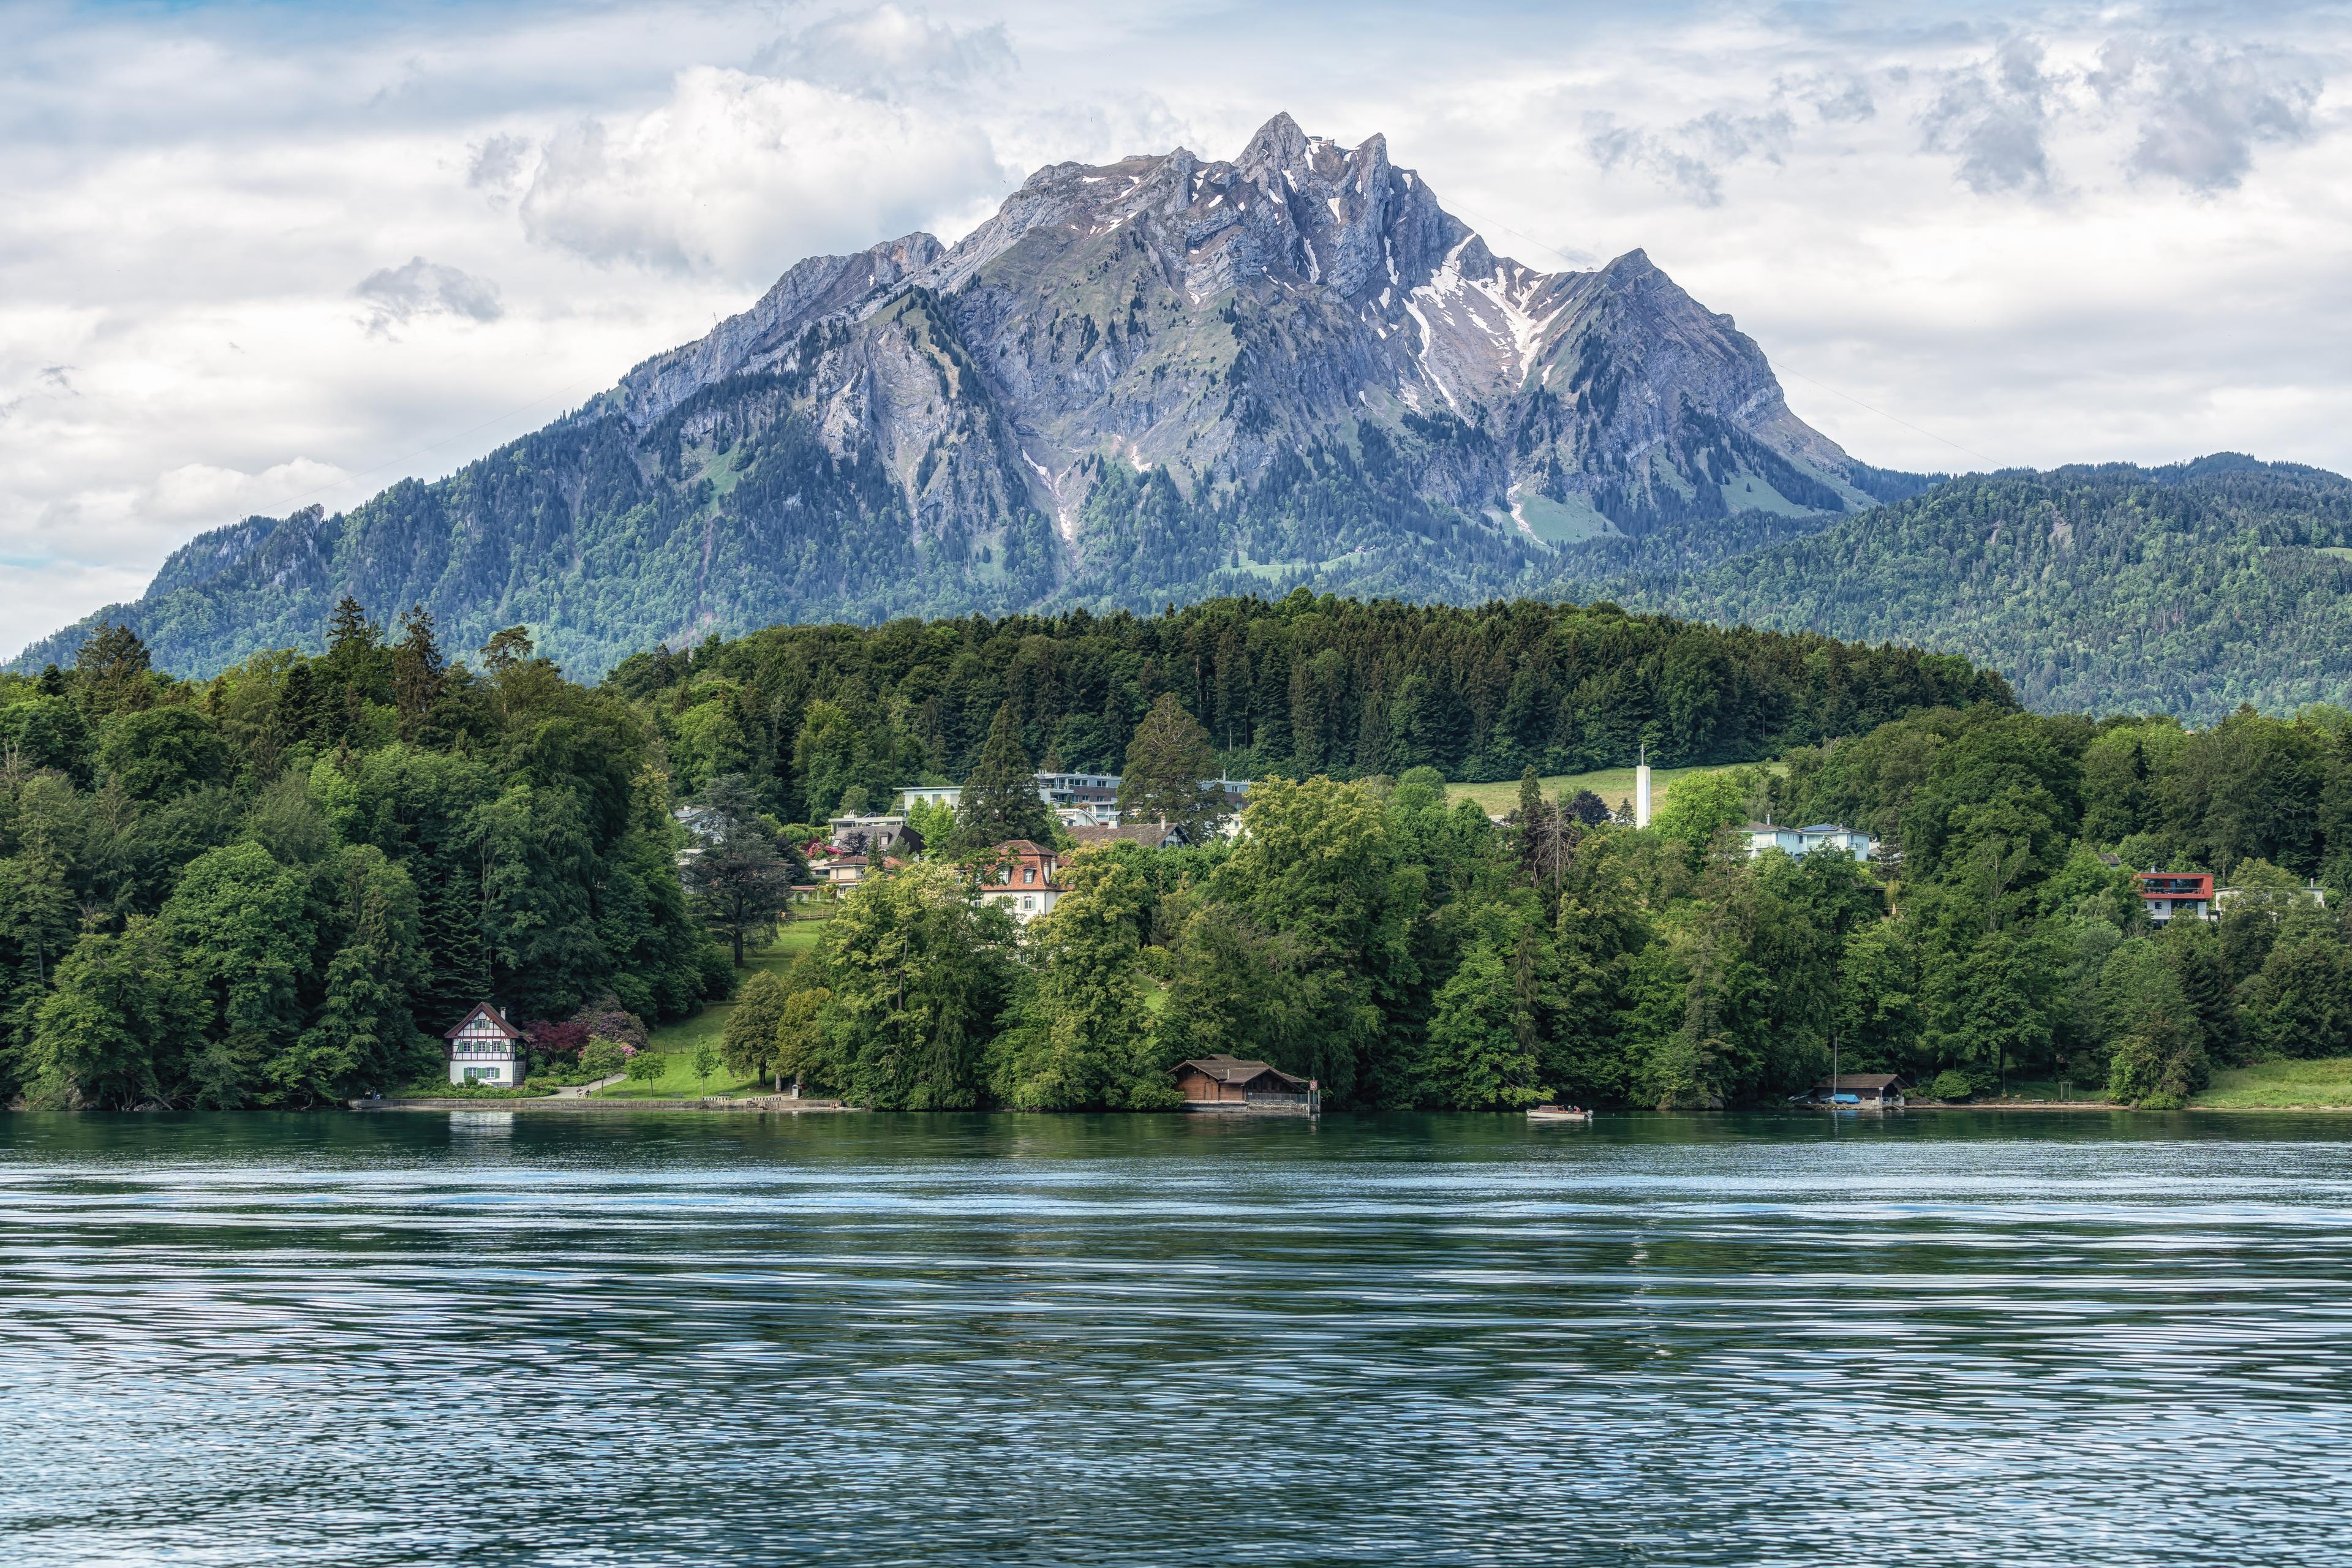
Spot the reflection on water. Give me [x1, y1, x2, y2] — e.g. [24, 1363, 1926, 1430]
[5, 1110, 2351, 1566]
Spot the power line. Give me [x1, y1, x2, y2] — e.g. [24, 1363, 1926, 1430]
[1772, 366, 1998, 470]
[267, 368, 612, 514]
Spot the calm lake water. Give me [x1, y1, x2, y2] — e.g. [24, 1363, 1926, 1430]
[6, 1109, 2352, 1566]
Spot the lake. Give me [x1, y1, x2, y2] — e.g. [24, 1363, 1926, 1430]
[6, 1109, 2351, 1566]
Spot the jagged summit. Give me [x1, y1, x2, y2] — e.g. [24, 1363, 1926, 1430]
[16, 115, 1926, 679]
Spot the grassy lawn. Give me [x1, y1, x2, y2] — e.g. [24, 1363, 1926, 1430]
[2195, 1057, 2352, 1109]
[1447, 761, 1784, 819]
[595, 923, 827, 1098]
[594, 1050, 766, 1098]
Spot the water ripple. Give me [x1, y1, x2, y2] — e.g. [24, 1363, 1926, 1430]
[6, 1110, 2352, 1565]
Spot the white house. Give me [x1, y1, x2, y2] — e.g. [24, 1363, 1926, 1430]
[978, 840, 1065, 923]
[445, 1003, 527, 1087]
[902, 774, 1247, 836]
[1745, 822, 1874, 862]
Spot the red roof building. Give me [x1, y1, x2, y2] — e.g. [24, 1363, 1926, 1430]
[2135, 872, 2214, 924]
[979, 840, 1065, 922]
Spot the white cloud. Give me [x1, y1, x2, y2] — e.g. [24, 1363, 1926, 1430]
[2090, 38, 2323, 190]
[356, 257, 505, 334]
[1918, 37, 2062, 195]
[754, 4, 1018, 98]
[1, 0, 2349, 662]
[514, 66, 1011, 279]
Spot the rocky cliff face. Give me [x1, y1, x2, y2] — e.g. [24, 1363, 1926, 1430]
[16, 114, 1924, 679]
[611, 111, 1891, 553]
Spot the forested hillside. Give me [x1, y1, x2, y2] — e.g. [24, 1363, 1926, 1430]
[1646, 456, 2352, 719]
[16, 589, 2352, 1116]
[729, 698, 2352, 1114]
[0, 610, 726, 1110]
[611, 591, 2010, 821]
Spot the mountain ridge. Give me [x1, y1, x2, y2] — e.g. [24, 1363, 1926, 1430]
[13, 112, 1918, 679]
[1633, 453, 2352, 720]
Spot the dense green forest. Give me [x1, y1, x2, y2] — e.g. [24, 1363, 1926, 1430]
[16, 589, 2352, 1116]
[734, 696, 2352, 1114]
[612, 591, 2009, 820]
[0, 610, 728, 1109]
[1646, 456, 2352, 720]
[23, 443, 2352, 736]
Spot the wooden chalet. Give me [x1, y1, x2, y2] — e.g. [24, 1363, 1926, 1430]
[1174, 1055, 1319, 1114]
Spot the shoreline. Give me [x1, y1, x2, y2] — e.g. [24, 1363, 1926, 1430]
[358, 1094, 857, 1114]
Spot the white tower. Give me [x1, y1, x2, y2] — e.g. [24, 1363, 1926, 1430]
[1634, 742, 1652, 829]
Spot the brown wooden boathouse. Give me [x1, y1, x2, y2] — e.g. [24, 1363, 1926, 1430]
[1174, 1055, 1319, 1114]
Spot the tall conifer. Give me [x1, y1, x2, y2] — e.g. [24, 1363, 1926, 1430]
[957, 704, 1054, 850]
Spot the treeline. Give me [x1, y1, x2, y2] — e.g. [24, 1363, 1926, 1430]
[610, 591, 2010, 821]
[723, 698, 2352, 1113]
[0, 609, 727, 1109]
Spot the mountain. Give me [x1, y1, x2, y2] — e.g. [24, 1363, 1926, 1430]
[1637, 454, 2352, 720]
[13, 113, 1918, 679]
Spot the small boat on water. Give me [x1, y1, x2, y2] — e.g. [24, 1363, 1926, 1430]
[1526, 1106, 1593, 1123]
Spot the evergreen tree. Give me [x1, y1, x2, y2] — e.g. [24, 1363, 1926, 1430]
[74, 622, 154, 717]
[23, 918, 206, 1109]
[393, 605, 448, 742]
[1117, 693, 1222, 840]
[2163, 918, 2239, 1064]
[682, 774, 794, 968]
[956, 703, 1054, 850]
[2239, 911, 2352, 1060]
[284, 846, 431, 1101]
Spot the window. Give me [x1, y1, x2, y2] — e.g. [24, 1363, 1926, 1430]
[1024, 867, 1036, 884]
[1022, 896, 1035, 911]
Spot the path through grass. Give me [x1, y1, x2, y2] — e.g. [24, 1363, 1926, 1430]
[598, 922, 827, 1098]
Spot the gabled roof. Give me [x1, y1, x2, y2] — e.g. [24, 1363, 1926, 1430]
[992, 839, 1052, 856]
[1176, 1054, 1307, 1087]
[443, 1002, 525, 1041]
[1815, 1072, 1907, 1090]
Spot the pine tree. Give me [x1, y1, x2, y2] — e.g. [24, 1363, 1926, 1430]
[74, 622, 154, 717]
[319, 596, 388, 726]
[393, 605, 447, 742]
[1515, 766, 1543, 875]
[272, 661, 322, 753]
[956, 703, 1055, 850]
[326, 595, 375, 660]
[682, 775, 794, 967]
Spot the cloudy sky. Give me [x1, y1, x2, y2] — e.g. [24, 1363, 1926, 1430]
[4, 0, 2346, 659]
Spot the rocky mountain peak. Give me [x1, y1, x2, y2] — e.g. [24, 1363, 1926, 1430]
[17, 115, 1926, 680]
